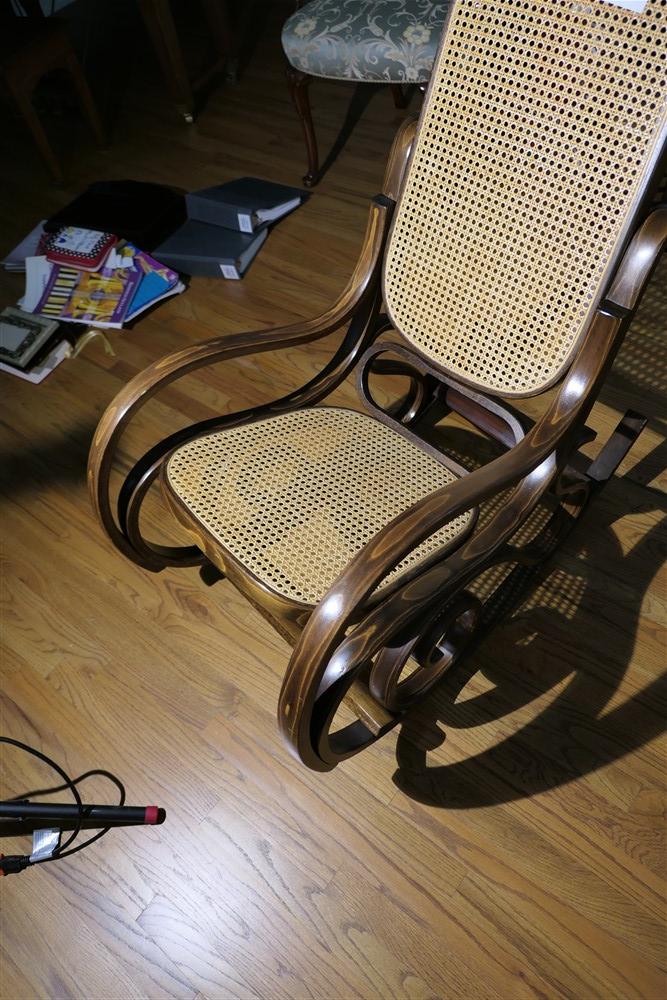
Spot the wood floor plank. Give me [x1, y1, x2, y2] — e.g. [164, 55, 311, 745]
[326, 867, 558, 1000]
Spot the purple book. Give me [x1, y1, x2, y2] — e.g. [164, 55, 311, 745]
[35, 257, 142, 328]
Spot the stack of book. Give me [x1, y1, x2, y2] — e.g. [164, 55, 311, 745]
[0, 177, 305, 382]
[154, 177, 307, 279]
[1, 225, 184, 383]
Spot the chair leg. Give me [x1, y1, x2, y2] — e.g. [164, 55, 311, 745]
[286, 65, 319, 187]
[6, 77, 63, 182]
[224, 0, 257, 83]
[138, 0, 195, 122]
[63, 49, 106, 147]
[199, 0, 234, 85]
[199, 0, 233, 56]
[390, 83, 408, 109]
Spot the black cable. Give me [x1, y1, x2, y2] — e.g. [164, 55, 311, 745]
[1, 736, 84, 855]
[5, 768, 125, 804]
[0, 739, 125, 872]
[33, 769, 125, 865]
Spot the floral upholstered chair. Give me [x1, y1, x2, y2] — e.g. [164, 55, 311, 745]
[282, 0, 451, 185]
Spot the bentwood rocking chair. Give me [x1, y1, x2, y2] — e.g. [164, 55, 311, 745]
[89, 0, 667, 772]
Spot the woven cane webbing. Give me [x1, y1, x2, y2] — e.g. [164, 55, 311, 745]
[384, 0, 667, 396]
[165, 408, 473, 606]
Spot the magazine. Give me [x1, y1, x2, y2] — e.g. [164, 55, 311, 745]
[125, 247, 181, 320]
[36, 257, 141, 329]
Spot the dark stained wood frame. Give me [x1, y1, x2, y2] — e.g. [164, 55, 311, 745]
[88, 109, 667, 770]
[88, 118, 416, 568]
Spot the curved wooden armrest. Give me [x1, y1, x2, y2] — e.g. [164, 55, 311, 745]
[88, 199, 387, 563]
[88, 118, 418, 565]
[382, 116, 417, 201]
[605, 206, 667, 312]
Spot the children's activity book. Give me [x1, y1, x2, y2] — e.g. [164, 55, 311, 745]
[34, 244, 182, 328]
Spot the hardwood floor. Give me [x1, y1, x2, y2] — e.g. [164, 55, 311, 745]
[1, 5, 665, 998]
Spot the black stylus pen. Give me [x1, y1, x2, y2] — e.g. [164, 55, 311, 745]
[0, 802, 165, 825]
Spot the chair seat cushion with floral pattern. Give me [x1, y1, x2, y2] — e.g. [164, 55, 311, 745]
[282, 0, 451, 84]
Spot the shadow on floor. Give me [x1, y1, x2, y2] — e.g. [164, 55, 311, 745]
[393, 478, 666, 808]
[313, 81, 417, 185]
[0, 417, 100, 496]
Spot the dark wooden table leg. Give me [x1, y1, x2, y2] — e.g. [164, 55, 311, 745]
[224, 0, 256, 83]
[137, 0, 195, 123]
[64, 46, 106, 146]
[286, 65, 319, 187]
[201, 0, 233, 71]
[5, 75, 63, 182]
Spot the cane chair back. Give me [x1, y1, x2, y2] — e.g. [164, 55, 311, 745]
[383, 0, 667, 397]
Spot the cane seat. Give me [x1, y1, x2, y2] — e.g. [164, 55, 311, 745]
[163, 407, 474, 607]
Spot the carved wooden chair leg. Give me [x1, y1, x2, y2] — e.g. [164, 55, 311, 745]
[285, 65, 319, 187]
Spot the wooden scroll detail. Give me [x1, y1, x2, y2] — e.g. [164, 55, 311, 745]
[369, 590, 482, 713]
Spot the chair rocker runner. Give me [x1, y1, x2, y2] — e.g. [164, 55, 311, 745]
[89, 0, 667, 772]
